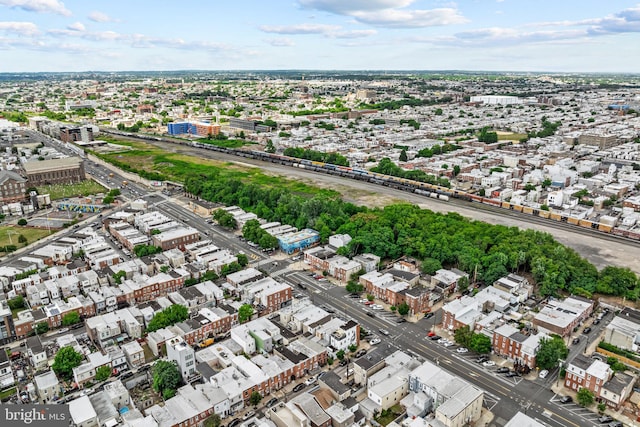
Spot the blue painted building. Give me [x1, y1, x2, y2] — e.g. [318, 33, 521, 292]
[167, 122, 196, 135]
[277, 229, 320, 254]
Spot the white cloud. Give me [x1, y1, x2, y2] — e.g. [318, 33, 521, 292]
[331, 29, 377, 39]
[259, 23, 341, 35]
[264, 37, 295, 47]
[0, 21, 39, 36]
[66, 21, 84, 32]
[0, 0, 71, 16]
[352, 7, 468, 28]
[297, 0, 466, 28]
[88, 11, 116, 23]
[298, 0, 414, 14]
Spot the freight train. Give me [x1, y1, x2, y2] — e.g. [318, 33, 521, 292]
[101, 129, 640, 242]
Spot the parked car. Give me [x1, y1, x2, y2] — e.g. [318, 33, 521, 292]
[597, 415, 613, 423]
[242, 410, 255, 421]
[583, 327, 592, 334]
[559, 395, 572, 404]
[475, 356, 489, 363]
[424, 312, 434, 319]
[456, 347, 468, 353]
[483, 361, 496, 367]
[572, 337, 580, 345]
[593, 319, 601, 325]
[228, 419, 241, 427]
[427, 331, 437, 337]
[379, 329, 390, 336]
[430, 335, 442, 341]
[607, 421, 623, 427]
[496, 367, 510, 374]
[304, 376, 317, 386]
[369, 338, 381, 345]
[355, 349, 367, 358]
[266, 398, 278, 407]
[539, 369, 549, 379]
[340, 359, 348, 366]
[505, 371, 520, 377]
[292, 383, 306, 392]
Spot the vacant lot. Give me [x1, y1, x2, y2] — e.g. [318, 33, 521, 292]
[37, 180, 106, 200]
[0, 225, 53, 255]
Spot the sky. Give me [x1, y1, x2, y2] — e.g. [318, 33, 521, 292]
[1, 0, 640, 73]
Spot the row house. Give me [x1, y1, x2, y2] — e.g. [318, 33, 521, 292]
[225, 268, 264, 288]
[565, 354, 612, 398]
[152, 227, 200, 251]
[359, 271, 394, 301]
[328, 256, 362, 283]
[242, 277, 293, 315]
[441, 296, 482, 332]
[175, 306, 237, 346]
[304, 246, 336, 272]
[533, 296, 594, 338]
[118, 272, 185, 304]
[431, 268, 468, 295]
[492, 324, 548, 368]
[121, 340, 145, 369]
[401, 287, 431, 316]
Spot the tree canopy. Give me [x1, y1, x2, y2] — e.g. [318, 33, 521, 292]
[536, 336, 569, 370]
[52, 346, 83, 381]
[146, 305, 189, 333]
[238, 304, 254, 324]
[152, 360, 181, 400]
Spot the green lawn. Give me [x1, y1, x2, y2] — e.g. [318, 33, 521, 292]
[498, 132, 527, 141]
[0, 226, 54, 255]
[37, 180, 106, 200]
[95, 139, 337, 198]
[0, 387, 16, 400]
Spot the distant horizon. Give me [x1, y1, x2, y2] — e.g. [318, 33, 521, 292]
[2, 69, 640, 76]
[1, 1, 640, 73]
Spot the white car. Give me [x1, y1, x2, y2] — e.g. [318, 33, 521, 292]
[372, 305, 383, 310]
[443, 341, 454, 347]
[539, 369, 549, 379]
[369, 338, 381, 345]
[482, 361, 495, 367]
[304, 376, 317, 386]
[456, 347, 468, 354]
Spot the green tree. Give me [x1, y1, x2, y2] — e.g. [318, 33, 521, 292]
[146, 305, 189, 333]
[348, 344, 357, 353]
[577, 388, 594, 406]
[95, 365, 111, 382]
[399, 149, 408, 162]
[397, 302, 410, 316]
[345, 281, 364, 294]
[238, 304, 254, 323]
[469, 334, 492, 354]
[536, 336, 569, 370]
[152, 360, 181, 398]
[34, 322, 49, 335]
[366, 294, 374, 301]
[336, 350, 345, 360]
[7, 295, 25, 310]
[265, 139, 276, 153]
[112, 270, 127, 284]
[250, 390, 262, 407]
[203, 414, 222, 427]
[17, 218, 27, 226]
[61, 311, 80, 326]
[421, 258, 442, 275]
[18, 234, 27, 245]
[52, 346, 83, 380]
[454, 325, 473, 348]
[237, 253, 249, 267]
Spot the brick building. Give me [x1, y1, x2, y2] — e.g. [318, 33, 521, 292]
[23, 157, 85, 186]
[565, 354, 612, 396]
[0, 170, 27, 203]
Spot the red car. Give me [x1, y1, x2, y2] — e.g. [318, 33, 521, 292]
[427, 331, 436, 337]
[364, 301, 374, 305]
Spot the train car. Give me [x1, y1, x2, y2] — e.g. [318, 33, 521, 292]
[501, 202, 511, 209]
[522, 206, 534, 215]
[549, 212, 562, 221]
[468, 194, 483, 203]
[598, 223, 613, 233]
[578, 219, 595, 229]
[512, 204, 524, 213]
[482, 198, 501, 207]
[538, 210, 550, 219]
[438, 194, 449, 201]
[567, 217, 579, 225]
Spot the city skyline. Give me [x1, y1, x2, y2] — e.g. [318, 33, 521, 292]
[1, 0, 640, 73]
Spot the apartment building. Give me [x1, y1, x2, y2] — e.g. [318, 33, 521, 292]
[0, 170, 27, 203]
[565, 354, 612, 397]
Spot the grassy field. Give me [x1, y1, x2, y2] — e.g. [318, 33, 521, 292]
[0, 387, 16, 400]
[0, 226, 54, 255]
[497, 132, 527, 141]
[96, 140, 338, 198]
[37, 180, 106, 200]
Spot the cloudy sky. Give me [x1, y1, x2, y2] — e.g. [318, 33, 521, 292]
[1, 0, 640, 72]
